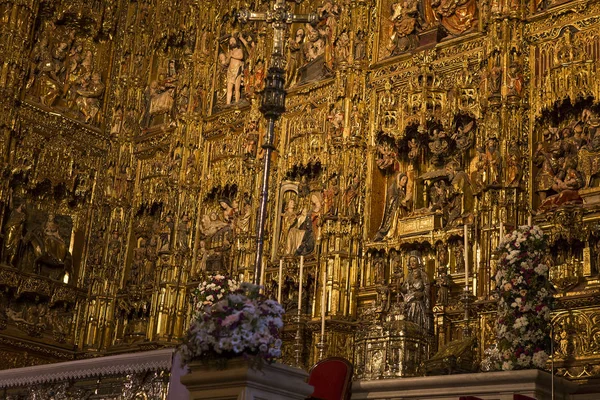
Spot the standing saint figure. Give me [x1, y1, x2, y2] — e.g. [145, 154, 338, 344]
[219, 35, 245, 105]
[401, 252, 431, 331]
[373, 172, 411, 241]
[2, 204, 26, 266]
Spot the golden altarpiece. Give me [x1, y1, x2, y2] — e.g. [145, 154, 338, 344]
[2, 0, 600, 396]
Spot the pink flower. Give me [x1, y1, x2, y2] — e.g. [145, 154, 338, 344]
[222, 312, 241, 326]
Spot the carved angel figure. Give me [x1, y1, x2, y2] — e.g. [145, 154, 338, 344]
[451, 120, 475, 153]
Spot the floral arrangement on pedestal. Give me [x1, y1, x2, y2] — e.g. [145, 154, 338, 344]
[179, 274, 284, 366]
[481, 225, 554, 371]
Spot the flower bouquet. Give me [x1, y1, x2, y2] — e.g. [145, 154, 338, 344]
[179, 274, 284, 368]
[482, 225, 554, 371]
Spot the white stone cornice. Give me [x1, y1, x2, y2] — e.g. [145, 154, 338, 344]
[0, 348, 175, 388]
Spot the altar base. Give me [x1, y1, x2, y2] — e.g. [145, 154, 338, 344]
[351, 369, 578, 400]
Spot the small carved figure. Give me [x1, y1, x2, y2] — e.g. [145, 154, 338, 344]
[408, 138, 420, 161]
[452, 120, 475, 153]
[286, 28, 305, 86]
[2, 204, 26, 266]
[335, 31, 350, 64]
[435, 266, 451, 306]
[323, 175, 340, 217]
[343, 173, 360, 219]
[430, 0, 477, 37]
[373, 255, 386, 285]
[401, 252, 431, 330]
[454, 242, 465, 273]
[428, 129, 450, 166]
[387, 0, 419, 56]
[75, 72, 105, 123]
[506, 141, 522, 187]
[485, 137, 502, 186]
[373, 172, 411, 241]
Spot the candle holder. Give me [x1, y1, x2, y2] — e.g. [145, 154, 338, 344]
[460, 286, 476, 338]
[316, 334, 328, 361]
[293, 310, 305, 369]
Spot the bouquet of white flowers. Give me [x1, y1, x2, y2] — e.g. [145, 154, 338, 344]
[180, 275, 284, 366]
[482, 225, 554, 371]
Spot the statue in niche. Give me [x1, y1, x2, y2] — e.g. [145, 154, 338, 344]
[107, 229, 122, 270]
[141, 60, 178, 127]
[279, 198, 298, 255]
[350, 104, 363, 137]
[334, 31, 351, 65]
[130, 240, 147, 286]
[282, 200, 316, 256]
[400, 252, 431, 331]
[158, 214, 174, 253]
[75, 72, 105, 124]
[435, 266, 451, 306]
[534, 133, 558, 202]
[323, 175, 340, 218]
[454, 241, 465, 273]
[428, 129, 450, 166]
[506, 141, 522, 188]
[445, 161, 473, 227]
[386, 0, 420, 56]
[373, 255, 386, 285]
[485, 137, 502, 187]
[428, 180, 448, 212]
[489, 52, 503, 96]
[408, 138, 421, 161]
[373, 172, 412, 241]
[451, 120, 475, 153]
[219, 35, 245, 105]
[2, 204, 26, 267]
[354, 30, 366, 62]
[430, 0, 477, 37]
[376, 142, 398, 170]
[507, 52, 524, 98]
[177, 213, 191, 250]
[286, 28, 305, 87]
[236, 194, 252, 234]
[327, 107, 345, 138]
[343, 173, 361, 219]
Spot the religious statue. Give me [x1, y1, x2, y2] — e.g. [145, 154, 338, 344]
[539, 157, 584, 210]
[2, 204, 26, 266]
[75, 72, 105, 124]
[445, 161, 474, 227]
[323, 175, 340, 217]
[158, 214, 174, 253]
[141, 60, 178, 127]
[343, 173, 361, 220]
[454, 242, 465, 273]
[373, 172, 412, 241]
[107, 229, 122, 269]
[176, 213, 191, 250]
[220, 35, 245, 105]
[429, 129, 450, 166]
[373, 255, 386, 285]
[451, 120, 475, 153]
[376, 142, 398, 170]
[387, 0, 419, 56]
[334, 31, 350, 65]
[282, 201, 316, 256]
[430, 0, 477, 37]
[506, 141, 522, 187]
[400, 252, 431, 331]
[286, 28, 305, 87]
[435, 266, 451, 306]
[485, 137, 502, 187]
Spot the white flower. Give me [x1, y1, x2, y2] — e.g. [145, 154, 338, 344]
[502, 361, 514, 370]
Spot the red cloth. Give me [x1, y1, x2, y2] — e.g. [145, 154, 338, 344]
[514, 395, 536, 400]
[459, 397, 483, 400]
[307, 358, 353, 400]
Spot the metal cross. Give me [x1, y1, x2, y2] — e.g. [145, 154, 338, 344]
[237, 1, 317, 285]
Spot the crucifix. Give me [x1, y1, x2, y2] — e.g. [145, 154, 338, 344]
[237, 1, 318, 286]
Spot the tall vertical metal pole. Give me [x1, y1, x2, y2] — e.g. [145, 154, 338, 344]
[238, 1, 317, 285]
